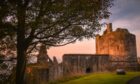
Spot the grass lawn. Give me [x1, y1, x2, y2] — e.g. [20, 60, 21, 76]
[50, 72, 140, 84]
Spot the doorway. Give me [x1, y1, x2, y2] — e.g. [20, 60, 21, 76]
[86, 67, 92, 73]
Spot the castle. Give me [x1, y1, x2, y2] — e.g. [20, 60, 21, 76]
[96, 23, 138, 67]
[63, 23, 138, 71]
[26, 23, 138, 84]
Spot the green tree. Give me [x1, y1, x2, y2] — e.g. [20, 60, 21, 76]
[0, 0, 113, 84]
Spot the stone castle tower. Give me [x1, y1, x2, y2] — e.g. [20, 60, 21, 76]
[96, 23, 137, 64]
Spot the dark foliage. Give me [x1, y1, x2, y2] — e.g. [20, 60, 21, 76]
[0, 0, 113, 84]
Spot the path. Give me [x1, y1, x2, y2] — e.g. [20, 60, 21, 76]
[127, 76, 140, 84]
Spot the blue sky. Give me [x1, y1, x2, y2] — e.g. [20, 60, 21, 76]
[48, 0, 140, 61]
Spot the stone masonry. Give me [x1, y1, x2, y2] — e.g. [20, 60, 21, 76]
[96, 23, 138, 68]
[63, 54, 109, 75]
[26, 45, 63, 84]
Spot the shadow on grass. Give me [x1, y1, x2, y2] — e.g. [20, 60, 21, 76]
[48, 74, 88, 84]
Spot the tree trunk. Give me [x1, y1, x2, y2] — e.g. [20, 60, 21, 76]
[16, 25, 26, 84]
[16, 1, 26, 84]
[16, 43, 26, 84]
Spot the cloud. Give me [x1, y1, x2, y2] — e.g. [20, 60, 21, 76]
[110, 0, 140, 22]
[111, 16, 140, 32]
[109, 0, 140, 34]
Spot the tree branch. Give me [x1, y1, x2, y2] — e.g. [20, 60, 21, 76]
[30, 37, 78, 48]
[26, 43, 38, 54]
[24, 0, 47, 49]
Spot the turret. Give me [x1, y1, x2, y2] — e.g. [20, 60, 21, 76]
[106, 23, 112, 33]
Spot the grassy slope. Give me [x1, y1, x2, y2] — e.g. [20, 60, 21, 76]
[57, 72, 140, 84]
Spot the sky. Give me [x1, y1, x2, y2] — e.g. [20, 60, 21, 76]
[48, 0, 140, 62]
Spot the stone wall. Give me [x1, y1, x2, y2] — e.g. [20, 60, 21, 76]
[138, 58, 140, 64]
[63, 54, 110, 75]
[96, 23, 138, 67]
[25, 45, 64, 84]
[49, 63, 63, 81]
[25, 65, 49, 84]
[25, 63, 63, 84]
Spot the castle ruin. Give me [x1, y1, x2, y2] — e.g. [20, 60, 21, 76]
[26, 23, 139, 84]
[63, 54, 109, 75]
[96, 23, 138, 68]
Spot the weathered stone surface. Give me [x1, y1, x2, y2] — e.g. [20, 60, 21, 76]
[138, 58, 140, 64]
[37, 45, 53, 65]
[49, 63, 63, 81]
[116, 69, 126, 75]
[26, 63, 63, 84]
[96, 23, 138, 69]
[63, 54, 110, 75]
[25, 64, 49, 84]
[26, 45, 63, 84]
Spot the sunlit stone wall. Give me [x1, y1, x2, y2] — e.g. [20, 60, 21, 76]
[96, 23, 137, 66]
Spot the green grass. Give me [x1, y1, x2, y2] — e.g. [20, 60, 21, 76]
[50, 72, 140, 84]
